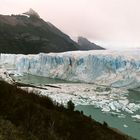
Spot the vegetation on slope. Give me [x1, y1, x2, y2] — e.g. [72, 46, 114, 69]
[0, 81, 134, 140]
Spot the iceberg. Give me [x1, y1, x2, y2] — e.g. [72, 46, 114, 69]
[0, 50, 140, 87]
[132, 115, 140, 120]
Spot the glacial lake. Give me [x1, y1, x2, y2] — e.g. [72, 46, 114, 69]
[76, 105, 140, 140]
[13, 73, 73, 85]
[13, 74, 140, 140]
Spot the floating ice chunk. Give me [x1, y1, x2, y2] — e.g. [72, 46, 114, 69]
[123, 108, 134, 114]
[109, 102, 116, 111]
[108, 101, 122, 111]
[101, 106, 110, 112]
[132, 115, 140, 120]
[119, 99, 129, 106]
[123, 124, 128, 128]
[118, 114, 126, 118]
[127, 103, 140, 112]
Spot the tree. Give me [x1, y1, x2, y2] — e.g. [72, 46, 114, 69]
[103, 121, 108, 127]
[67, 100, 75, 111]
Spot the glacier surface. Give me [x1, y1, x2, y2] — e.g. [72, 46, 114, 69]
[1, 50, 140, 87]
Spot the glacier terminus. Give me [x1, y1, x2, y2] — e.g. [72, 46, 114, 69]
[1, 50, 140, 88]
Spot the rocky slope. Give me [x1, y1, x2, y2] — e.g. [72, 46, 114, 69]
[0, 9, 79, 54]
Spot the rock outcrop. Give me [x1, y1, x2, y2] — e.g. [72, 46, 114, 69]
[78, 36, 105, 50]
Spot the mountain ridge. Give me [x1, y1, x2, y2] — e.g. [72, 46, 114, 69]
[0, 10, 79, 54]
[78, 36, 105, 50]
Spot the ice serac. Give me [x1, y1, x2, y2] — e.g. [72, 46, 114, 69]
[1, 50, 140, 87]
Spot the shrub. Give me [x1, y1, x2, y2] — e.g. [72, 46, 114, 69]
[67, 100, 75, 111]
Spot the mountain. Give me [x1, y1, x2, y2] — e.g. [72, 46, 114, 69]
[0, 9, 79, 54]
[78, 36, 105, 50]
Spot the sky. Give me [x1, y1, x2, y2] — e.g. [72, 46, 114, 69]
[1, 0, 140, 49]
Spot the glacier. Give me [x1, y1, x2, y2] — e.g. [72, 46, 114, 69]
[0, 50, 140, 121]
[1, 50, 140, 140]
[1, 50, 140, 87]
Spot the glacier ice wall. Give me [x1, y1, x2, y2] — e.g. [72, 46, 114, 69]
[1, 50, 140, 87]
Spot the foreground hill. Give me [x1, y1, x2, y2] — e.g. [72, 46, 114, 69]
[78, 36, 105, 50]
[0, 80, 134, 140]
[0, 9, 79, 54]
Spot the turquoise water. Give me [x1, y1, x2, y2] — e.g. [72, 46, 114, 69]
[76, 105, 140, 140]
[13, 73, 72, 85]
[76, 90, 140, 139]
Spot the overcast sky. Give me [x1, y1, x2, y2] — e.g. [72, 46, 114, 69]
[1, 0, 140, 49]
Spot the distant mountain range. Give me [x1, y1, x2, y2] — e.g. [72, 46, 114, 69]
[0, 9, 105, 54]
[78, 36, 105, 50]
[0, 9, 79, 54]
